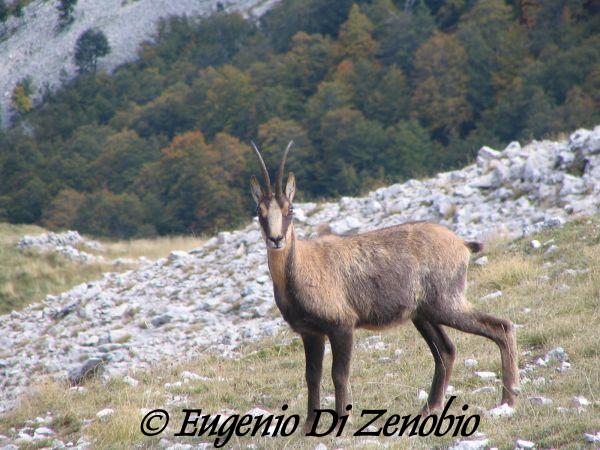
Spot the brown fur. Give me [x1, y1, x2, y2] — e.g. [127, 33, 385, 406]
[251, 151, 519, 432]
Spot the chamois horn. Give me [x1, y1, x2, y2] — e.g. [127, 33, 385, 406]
[276, 140, 294, 197]
[251, 141, 272, 194]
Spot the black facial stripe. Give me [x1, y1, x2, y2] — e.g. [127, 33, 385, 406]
[257, 198, 294, 240]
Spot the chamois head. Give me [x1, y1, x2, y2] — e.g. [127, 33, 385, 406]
[250, 141, 296, 250]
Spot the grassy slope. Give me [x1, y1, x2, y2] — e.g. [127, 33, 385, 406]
[1, 217, 599, 449]
[0, 223, 112, 314]
[0, 223, 205, 314]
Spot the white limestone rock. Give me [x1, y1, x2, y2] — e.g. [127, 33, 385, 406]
[464, 358, 478, 368]
[480, 291, 502, 302]
[449, 438, 490, 450]
[474, 371, 497, 381]
[477, 146, 502, 168]
[3, 128, 600, 415]
[96, 408, 114, 422]
[474, 256, 488, 266]
[584, 432, 600, 443]
[488, 403, 515, 418]
[528, 396, 552, 406]
[572, 396, 590, 407]
[516, 439, 536, 449]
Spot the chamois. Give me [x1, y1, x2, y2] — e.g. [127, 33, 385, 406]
[250, 142, 519, 432]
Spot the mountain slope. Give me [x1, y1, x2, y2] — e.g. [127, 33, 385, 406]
[0, 126, 599, 418]
[2, 183, 600, 448]
[0, 0, 279, 124]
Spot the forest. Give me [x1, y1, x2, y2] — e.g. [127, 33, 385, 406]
[0, 0, 598, 238]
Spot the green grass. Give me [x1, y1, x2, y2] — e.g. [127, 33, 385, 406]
[1, 217, 599, 449]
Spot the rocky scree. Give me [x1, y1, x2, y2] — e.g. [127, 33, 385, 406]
[1, 126, 599, 415]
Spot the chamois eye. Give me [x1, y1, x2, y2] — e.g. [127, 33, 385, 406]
[288, 206, 294, 216]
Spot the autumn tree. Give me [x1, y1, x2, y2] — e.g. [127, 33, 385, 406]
[75, 190, 147, 238]
[305, 80, 353, 132]
[141, 131, 246, 234]
[191, 65, 257, 140]
[457, 0, 529, 112]
[10, 78, 33, 115]
[411, 32, 471, 141]
[555, 86, 596, 132]
[42, 189, 85, 230]
[337, 4, 379, 60]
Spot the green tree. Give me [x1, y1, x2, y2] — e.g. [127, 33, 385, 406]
[385, 120, 442, 179]
[457, 0, 529, 113]
[191, 65, 257, 140]
[127, 82, 193, 138]
[368, 0, 435, 73]
[317, 107, 389, 194]
[280, 32, 337, 96]
[76, 190, 148, 238]
[0, 0, 8, 23]
[7, 176, 49, 223]
[261, 0, 365, 52]
[13, 1, 24, 18]
[256, 118, 316, 192]
[89, 129, 160, 193]
[411, 32, 471, 140]
[74, 28, 111, 74]
[305, 80, 353, 132]
[57, 0, 77, 29]
[337, 4, 379, 60]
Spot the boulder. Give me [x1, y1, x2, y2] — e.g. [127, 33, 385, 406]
[68, 357, 104, 385]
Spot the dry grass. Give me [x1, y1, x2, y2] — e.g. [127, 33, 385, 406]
[1, 217, 599, 449]
[98, 235, 205, 261]
[0, 223, 115, 314]
[0, 223, 204, 314]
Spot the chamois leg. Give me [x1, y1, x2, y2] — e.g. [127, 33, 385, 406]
[413, 317, 456, 414]
[302, 333, 325, 433]
[437, 307, 519, 407]
[328, 328, 353, 418]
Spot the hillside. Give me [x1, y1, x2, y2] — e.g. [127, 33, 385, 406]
[0, 129, 599, 448]
[0, 0, 280, 124]
[1, 0, 598, 238]
[0, 223, 205, 314]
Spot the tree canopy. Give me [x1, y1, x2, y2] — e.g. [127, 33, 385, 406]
[0, 0, 598, 237]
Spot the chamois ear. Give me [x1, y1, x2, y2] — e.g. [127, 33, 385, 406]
[250, 175, 263, 205]
[285, 172, 296, 202]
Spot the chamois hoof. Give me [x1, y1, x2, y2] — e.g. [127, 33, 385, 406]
[418, 403, 443, 417]
[303, 418, 315, 434]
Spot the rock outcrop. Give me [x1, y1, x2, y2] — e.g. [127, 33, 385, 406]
[0, 0, 281, 124]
